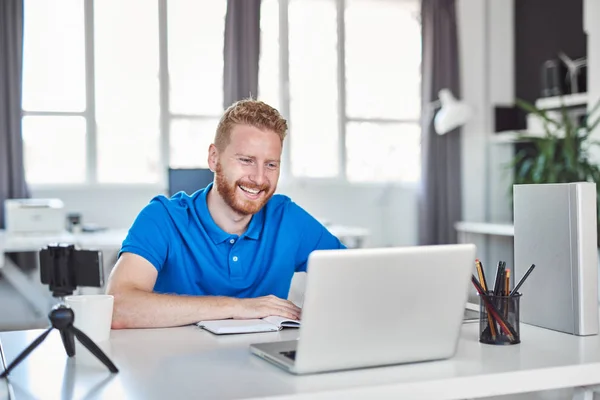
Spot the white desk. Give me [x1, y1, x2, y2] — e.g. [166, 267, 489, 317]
[1, 322, 600, 400]
[326, 225, 370, 248]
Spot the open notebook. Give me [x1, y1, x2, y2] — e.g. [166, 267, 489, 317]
[196, 316, 301, 335]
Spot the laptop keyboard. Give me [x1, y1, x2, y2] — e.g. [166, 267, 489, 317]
[280, 350, 296, 360]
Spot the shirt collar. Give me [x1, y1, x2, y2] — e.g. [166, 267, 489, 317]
[243, 204, 264, 240]
[196, 182, 264, 243]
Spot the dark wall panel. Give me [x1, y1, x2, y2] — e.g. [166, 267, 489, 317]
[515, 0, 586, 105]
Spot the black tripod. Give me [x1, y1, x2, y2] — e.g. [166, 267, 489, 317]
[0, 244, 119, 378]
[0, 302, 118, 378]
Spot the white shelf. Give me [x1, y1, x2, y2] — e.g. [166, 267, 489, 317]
[455, 221, 514, 236]
[488, 130, 545, 144]
[535, 93, 587, 110]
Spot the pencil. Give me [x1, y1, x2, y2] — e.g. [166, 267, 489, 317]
[475, 259, 489, 291]
[475, 260, 497, 339]
[504, 269, 511, 320]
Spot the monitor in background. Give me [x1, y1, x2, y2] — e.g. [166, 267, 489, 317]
[167, 168, 214, 197]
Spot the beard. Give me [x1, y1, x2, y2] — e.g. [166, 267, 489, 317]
[215, 163, 275, 216]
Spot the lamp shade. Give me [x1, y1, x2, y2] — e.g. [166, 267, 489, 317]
[433, 89, 472, 135]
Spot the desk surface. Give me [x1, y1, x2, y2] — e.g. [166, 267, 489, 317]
[2, 321, 600, 400]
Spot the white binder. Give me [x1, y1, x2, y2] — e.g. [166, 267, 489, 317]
[513, 182, 599, 336]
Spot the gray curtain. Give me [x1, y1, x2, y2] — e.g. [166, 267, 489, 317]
[418, 0, 462, 245]
[0, 0, 29, 229]
[223, 0, 262, 108]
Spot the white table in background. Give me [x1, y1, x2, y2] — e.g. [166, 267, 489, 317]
[326, 225, 370, 248]
[2, 320, 600, 400]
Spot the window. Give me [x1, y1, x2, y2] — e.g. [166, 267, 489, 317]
[22, 0, 226, 185]
[258, 0, 422, 183]
[22, 0, 86, 184]
[167, 0, 226, 170]
[94, 0, 161, 183]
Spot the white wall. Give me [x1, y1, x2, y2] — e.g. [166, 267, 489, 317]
[457, 0, 515, 225]
[31, 181, 418, 249]
[456, 0, 516, 271]
[457, 0, 490, 225]
[277, 181, 418, 248]
[30, 185, 160, 231]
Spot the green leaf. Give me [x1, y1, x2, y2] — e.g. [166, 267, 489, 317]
[508, 96, 600, 246]
[516, 158, 534, 183]
[588, 116, 600, 137]
[505, 150, 527, 170]
[515, 98, 561, 129]
[587, 96, 600, 122]
[558, 101, 574, 138]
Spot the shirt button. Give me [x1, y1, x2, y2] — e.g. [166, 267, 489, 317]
[232, 256, 238, 262]
[229, 239, 235, 244]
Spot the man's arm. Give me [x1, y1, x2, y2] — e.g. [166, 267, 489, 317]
[290, 203, 347, 273]
[106, 253, 301, 329]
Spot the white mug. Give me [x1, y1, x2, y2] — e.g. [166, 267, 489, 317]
[64, 294, 114, 343]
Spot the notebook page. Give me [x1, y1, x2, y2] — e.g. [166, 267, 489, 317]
[197, 319, 279, 334]
[262, 315, 301, 328]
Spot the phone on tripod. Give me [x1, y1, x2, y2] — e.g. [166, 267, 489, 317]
[39, 244, 104, 297]
[0, 244, 118, 378]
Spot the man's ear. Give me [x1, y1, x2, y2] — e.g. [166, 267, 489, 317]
[208, 144, 218, 172]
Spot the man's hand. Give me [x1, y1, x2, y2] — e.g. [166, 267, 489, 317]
[232, 295, 301, 320]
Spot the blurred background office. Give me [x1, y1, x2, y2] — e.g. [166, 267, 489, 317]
[1, 0, 599, 331]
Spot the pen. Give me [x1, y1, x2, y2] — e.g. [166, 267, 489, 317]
[493, 261, 505, 296]
[510, 264, 536, 296]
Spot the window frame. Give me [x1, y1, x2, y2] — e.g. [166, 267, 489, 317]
[272, 0, 421, 185]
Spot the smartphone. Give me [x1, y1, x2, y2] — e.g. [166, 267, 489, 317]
[39, 245, 104, 291]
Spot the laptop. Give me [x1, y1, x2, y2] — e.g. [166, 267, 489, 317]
[250, 243, 477, 375]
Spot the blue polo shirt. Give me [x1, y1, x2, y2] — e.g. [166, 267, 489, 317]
[119, 183, 346, 299]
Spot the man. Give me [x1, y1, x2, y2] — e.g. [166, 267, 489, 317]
[106, 99, 346, 329]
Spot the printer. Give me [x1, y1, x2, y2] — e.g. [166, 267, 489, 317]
[4, 198, 66, 234]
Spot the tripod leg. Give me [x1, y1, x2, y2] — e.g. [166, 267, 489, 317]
[0, 327, 53, 378]
[70, 327, 119, 373]
[60, 329, 76, 357]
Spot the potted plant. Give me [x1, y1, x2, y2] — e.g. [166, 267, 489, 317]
[509, 97, 600, 246]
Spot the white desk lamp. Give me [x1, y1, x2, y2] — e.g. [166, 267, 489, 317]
[433, 89, 473, 135]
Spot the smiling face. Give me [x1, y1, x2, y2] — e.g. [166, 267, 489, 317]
[209, 124, 282, 216]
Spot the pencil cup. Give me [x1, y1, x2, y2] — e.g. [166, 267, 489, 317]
[478, 293, 521, 345]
